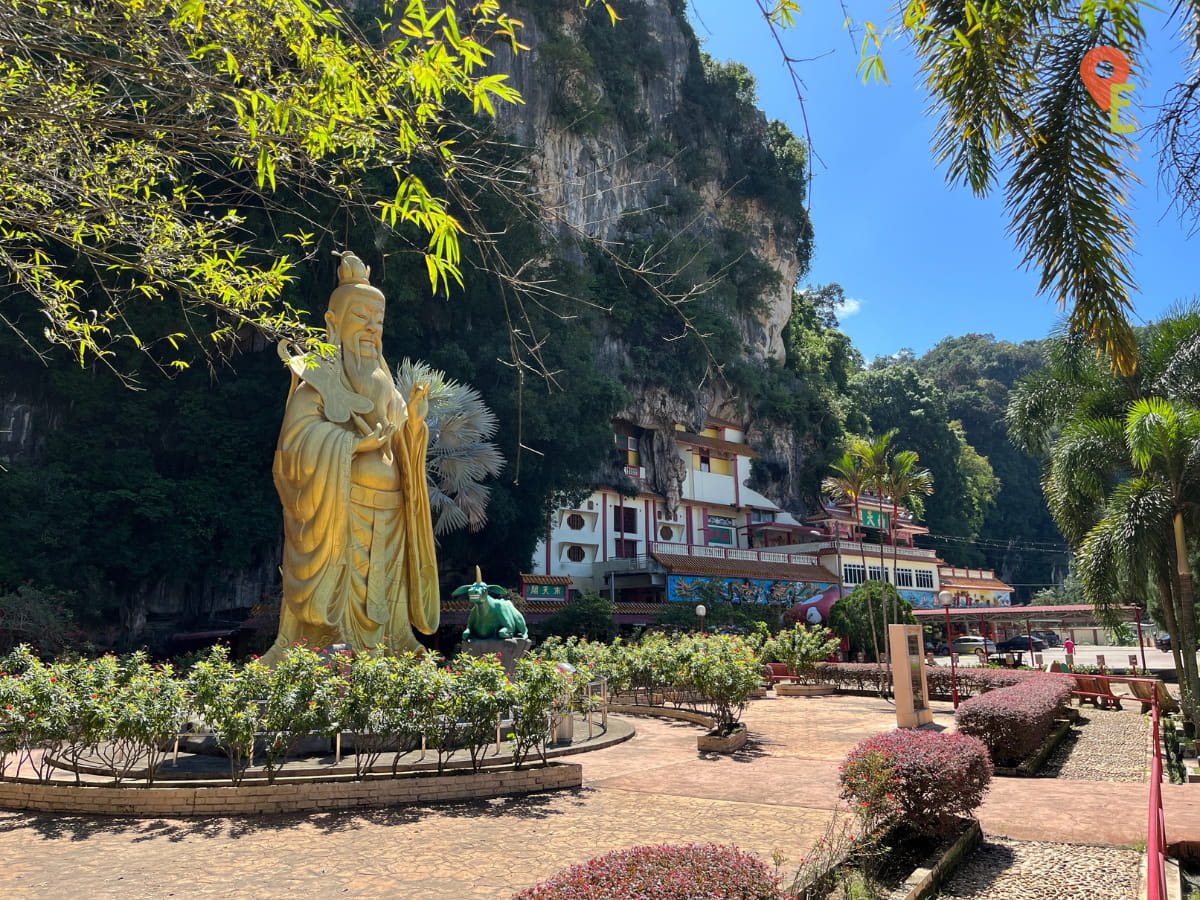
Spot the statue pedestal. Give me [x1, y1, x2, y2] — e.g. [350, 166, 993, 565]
[461, 637, 532, 676]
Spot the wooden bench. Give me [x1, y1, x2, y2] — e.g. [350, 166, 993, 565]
[1071, 674, 1123, 710]
[763, 662, 798, 684]
[1128, 679, 1181, 715]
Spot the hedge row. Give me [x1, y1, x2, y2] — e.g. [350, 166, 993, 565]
[813, 662, 1052, 700]
[953, 674, 1075, 767]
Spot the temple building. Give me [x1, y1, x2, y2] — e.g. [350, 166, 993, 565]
[524, 419, 1013, 629]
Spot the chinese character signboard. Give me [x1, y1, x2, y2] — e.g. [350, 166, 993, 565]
[524, 583, 566, 600]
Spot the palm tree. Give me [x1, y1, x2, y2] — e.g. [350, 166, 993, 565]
[823, 448, 880, 661]
[881, 450, 934, 624]
[1012, 313, 1200, 723]
[854, 430, 896, 609]
[395, 359, 504, 537]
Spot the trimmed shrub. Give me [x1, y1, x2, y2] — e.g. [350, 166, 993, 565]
[841, 730, 992, 837]
[815, 661, 1056, 701]
[954, 673, 1074, 767]
[511, 842, 786, 899]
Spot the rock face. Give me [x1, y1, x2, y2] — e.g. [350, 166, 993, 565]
[494, 0, 803, 363]
[493, 0, 812, 516]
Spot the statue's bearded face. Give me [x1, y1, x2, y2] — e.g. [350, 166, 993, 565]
[332, 296, 399, 425]
[338, 297, 384, 363]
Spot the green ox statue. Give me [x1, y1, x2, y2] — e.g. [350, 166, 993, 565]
[454, 567, 529, 641]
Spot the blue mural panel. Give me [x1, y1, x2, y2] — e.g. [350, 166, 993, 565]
[666, 576, 842, 624]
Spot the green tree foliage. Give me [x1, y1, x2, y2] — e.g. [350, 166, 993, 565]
[916, 334, 1060, 597]
[0, 0, 532, 368]
[827, 581, 914, 663]
[1008, 308, 1200, 721]
[532, 592, 618, 642]
[852, 364, 998, 564]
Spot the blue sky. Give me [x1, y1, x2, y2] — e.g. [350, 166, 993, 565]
[687, 1, 1198, 362]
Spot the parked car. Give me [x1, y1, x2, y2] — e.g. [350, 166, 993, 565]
[995, 635, 1046, 653]
[1155, 634, 1200, 652]
[1032, 630, 1062, 648]
[950, 636, 996, 655]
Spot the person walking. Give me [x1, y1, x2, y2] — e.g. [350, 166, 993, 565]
[1064, 637, 1076, 671]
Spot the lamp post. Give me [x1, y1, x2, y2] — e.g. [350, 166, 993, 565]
[696, 604, 707, 635]
[1134, 606, 1148, 673]
[939, 590, 959, 709]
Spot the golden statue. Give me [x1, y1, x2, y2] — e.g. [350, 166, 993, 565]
[263, 252, 439, 663]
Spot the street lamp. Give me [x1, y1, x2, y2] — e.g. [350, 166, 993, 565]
[939, 590, 959, 709]
[695, 604, 707, 634]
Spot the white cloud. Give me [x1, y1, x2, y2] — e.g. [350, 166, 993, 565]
[835, 296, 862, 318]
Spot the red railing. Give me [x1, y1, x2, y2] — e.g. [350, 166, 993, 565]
[1068, 673, 1167, 899]
[1148, 697, 1167, 900]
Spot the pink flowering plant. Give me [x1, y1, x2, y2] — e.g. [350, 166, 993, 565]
[841, 730, 992, 837]
[512, 842, 787, 899]
[256, 644, 342, 782]
[186, 644, 272, 784]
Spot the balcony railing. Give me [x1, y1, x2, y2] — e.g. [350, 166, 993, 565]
[599, 543, 821, 574]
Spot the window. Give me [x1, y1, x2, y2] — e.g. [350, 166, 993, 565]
[566, 545, 585, 563]
[699, 450, 711, 472]
[915, 570, 934, 589]
[843, 563, 866, 585]
[614, 506, 638, 534]
[566, 513, 585, 530]
[868, 566, 888, 582]
[706, 514, 734, 546]
[615, 433, 639, 467]
[659, 526, 674, 541]
[614, 539, 638, 558]
[895, 568, 914, 588]
[749, 509, 776, 524]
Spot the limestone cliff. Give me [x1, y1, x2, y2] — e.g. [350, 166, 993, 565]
[493, 0, 814, 515]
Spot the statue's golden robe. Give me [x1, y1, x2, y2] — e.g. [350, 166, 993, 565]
[265, 380, 439, 661]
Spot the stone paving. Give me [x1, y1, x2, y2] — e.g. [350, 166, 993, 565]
[0, 692, 1196, 898]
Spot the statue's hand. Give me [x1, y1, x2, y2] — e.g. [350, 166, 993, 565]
[408, 382, 429, 424]
[353, 420, 396, 454]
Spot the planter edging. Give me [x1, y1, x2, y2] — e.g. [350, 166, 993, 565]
[992, 718, 1074, 777]
[775, 683, 836, 697]
[697, 726, 748, 754]
[606, 704, 716, 730]
[887, 818, 983, 900]
[0, 761, 582, 817]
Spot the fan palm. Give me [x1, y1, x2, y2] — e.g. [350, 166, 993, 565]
[395, 359, 504, 537]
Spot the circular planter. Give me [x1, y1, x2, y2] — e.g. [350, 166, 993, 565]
[775, 683, 836, 697]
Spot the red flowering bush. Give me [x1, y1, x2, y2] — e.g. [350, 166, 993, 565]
[511, 843, 786, 899]
[841, 730, 992, 837]
[954, 674, 1074, 767]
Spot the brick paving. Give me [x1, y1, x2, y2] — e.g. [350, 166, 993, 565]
[0, 692, 1197, 898]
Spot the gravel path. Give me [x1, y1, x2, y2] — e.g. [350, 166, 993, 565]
[936, 837, 1141, 899]
[1041, 704, 1153, 783]
[935, 703, 1157, 899]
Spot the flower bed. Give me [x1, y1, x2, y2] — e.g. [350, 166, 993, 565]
[0, 644, 575, 786]
[953, 674, 1075, 767]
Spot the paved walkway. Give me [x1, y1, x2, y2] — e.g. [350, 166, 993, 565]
[0, 694, 1196, 898]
